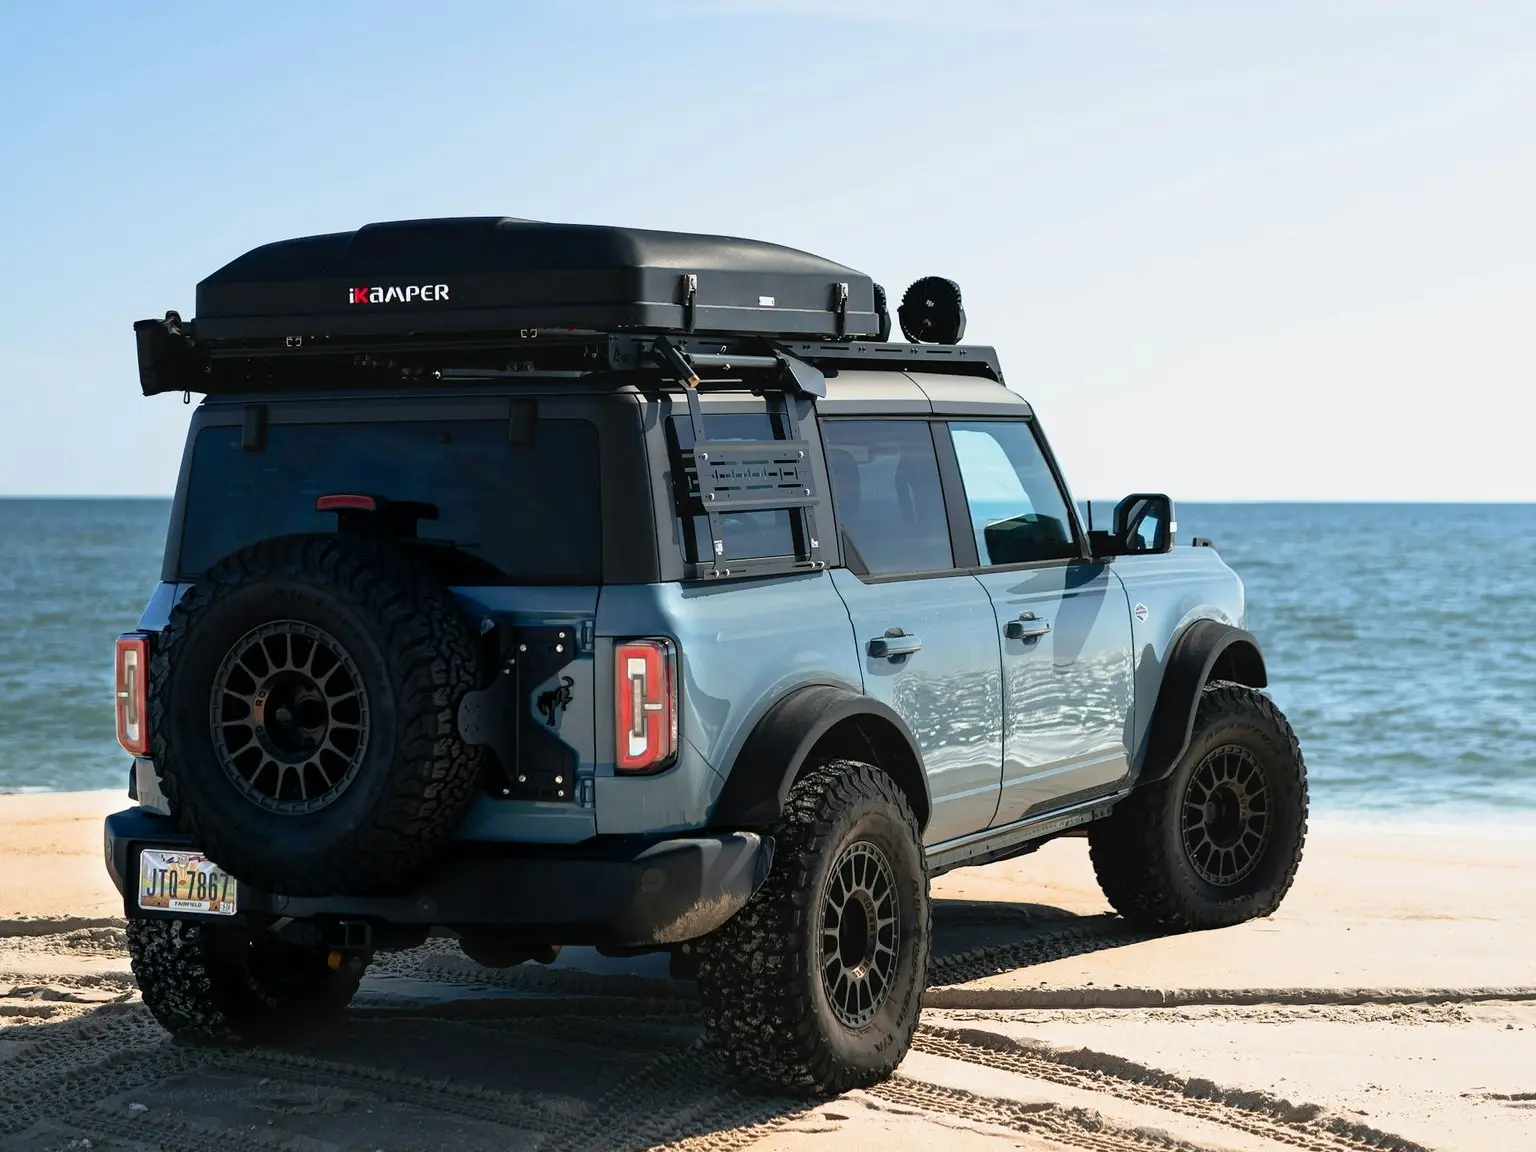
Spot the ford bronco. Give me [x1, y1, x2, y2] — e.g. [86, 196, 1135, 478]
[105, 218, 1307, 1095]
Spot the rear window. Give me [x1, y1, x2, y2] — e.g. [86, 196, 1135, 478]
[178, 417, 601, 583]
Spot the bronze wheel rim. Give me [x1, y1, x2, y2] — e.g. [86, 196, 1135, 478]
[209, 621, 370, 815]
[1181, 744, 1273, 886]
[820, 839, 900, 1029]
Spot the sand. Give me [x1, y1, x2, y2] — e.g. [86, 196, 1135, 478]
[1, 791, 1532, 1151]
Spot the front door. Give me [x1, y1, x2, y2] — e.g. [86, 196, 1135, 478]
[943, 418, 1136, 826]
[822, 418, 1004, 846]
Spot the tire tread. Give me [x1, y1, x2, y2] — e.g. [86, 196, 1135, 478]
[1088, 682, 1308, 931]
[696, 760, 929, 1096]
[127, 917, 361, 1046]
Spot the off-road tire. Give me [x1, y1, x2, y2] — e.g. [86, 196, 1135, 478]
[127, 917, 363, 1045]
[1089, 682, 1308, 931]
[696, 760, 930, 1096]
[149, 534, 485, 896]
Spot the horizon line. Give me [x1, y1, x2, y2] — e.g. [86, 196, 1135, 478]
[3, 495, 1536, 507]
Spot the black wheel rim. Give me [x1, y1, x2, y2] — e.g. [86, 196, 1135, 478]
[819, 840, 900, 1029]
[1181, 744, 1272, 887]
[209, 621, 370, 815]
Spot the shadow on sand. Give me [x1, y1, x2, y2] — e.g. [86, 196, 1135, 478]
[0, 900, 1151, 1151]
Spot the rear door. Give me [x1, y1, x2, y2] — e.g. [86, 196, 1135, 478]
[941, 418, 1135, 825]
[821, 418, 1004, 846]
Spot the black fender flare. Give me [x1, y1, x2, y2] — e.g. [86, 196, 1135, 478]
[1135, 619, 1268, 787]
[710, 685, 931, 830]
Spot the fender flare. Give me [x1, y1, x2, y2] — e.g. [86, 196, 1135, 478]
[1135, 619, 1268, 787]
[710, 685, 931, 830]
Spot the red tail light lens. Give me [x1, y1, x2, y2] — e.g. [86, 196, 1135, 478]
[115, 633, 151, 757]
[315, 493, 378, 513]
[615, 639, 677, 773]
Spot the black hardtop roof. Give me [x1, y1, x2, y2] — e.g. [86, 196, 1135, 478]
[192, 216, 883, 343]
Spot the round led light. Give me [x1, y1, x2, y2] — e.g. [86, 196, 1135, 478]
[898, 276, 966, 345]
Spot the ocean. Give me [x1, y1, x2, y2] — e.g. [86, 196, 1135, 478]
[1, 499, 1532, 825]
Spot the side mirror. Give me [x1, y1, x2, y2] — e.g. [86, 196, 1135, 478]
[1115, 492, 1175, 554]
[1089, 493, 1176, 557]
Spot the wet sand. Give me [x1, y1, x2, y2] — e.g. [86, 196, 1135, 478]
[2, 790, 1532, 1151]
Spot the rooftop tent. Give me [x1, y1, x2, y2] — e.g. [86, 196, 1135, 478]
[189, 217, 885, 343]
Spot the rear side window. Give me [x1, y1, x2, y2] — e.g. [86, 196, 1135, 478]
[821, 419, 954, 577]
[178, 418, 601, 583]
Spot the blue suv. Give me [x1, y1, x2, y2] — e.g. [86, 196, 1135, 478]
[105, 218, 1307, 1095]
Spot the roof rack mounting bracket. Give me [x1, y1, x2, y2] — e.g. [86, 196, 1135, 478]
[775, 351, 827, 399]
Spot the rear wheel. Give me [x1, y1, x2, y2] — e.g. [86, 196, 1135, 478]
[696, 760, 930, 1096]
[127, 917, 364, 1045]
[1089, 682, 1308, 931]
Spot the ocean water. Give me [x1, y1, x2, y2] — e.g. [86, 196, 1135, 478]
[0, 499, 1532, 823]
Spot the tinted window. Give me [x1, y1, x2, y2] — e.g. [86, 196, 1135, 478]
[950, 420, 1078, 565]
[179, 418, 601, 582]
[821, 420, 953, 577]
[668, 413, 798, 562]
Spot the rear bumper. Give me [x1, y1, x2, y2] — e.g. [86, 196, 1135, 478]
[103, 807, 772, 948]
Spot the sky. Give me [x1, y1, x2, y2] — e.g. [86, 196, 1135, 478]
[0, 1, 1533, 501]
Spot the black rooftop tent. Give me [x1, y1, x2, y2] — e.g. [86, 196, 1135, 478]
[193, 216, 884, 343]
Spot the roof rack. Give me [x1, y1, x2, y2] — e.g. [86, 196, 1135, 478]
[134, 322, 1005, 398]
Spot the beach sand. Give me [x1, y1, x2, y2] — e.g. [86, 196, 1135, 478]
[1, 791, 1532, 1151]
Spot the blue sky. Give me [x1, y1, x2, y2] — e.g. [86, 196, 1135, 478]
[1, 1, 1532, 499]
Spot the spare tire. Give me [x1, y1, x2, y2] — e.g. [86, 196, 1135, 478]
[148, 534, 486, 896]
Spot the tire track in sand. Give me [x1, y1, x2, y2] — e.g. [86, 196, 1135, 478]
[0, 918, 1441, 1152]
[870, 1076, 1213, 1151]
[0, 1010, 208, 1138]
[535, 1041, 798, 1152]
[913, 1024, 1433, 1152]
[52, 1107, 307, 1152]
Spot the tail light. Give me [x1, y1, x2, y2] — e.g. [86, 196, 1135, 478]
[115, 633, 151, 757]
[615, 639, 677, 773]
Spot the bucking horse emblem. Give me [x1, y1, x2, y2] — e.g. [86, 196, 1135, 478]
[536, 676, 576, 727]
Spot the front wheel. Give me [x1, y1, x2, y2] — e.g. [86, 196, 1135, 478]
[696, 760, 930, 1096]
[127, 917, 364, 1045]
[1089, 682, 1308, 931]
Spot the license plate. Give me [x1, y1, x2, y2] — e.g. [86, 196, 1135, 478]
[137, 848, 238, 916]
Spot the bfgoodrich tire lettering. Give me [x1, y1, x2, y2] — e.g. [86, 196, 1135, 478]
[127, 917, 362, 1045]
[696, 760, 930, 1096]
[1088, 682, 1308, 931]
[149, 535, 485, 896]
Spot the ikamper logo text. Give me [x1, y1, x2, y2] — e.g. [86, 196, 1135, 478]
[348, 284, 450, 304]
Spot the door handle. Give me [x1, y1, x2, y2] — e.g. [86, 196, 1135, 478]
[868, 628, 923, 660]
[1005, 612, 1052, 641]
